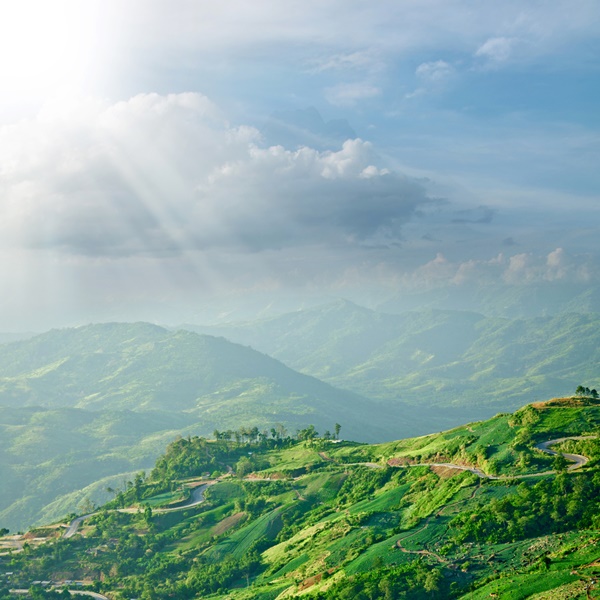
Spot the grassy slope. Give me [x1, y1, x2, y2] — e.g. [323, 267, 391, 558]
[2, 397, 599, 599]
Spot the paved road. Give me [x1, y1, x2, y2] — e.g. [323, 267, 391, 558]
[535, 436, 595, 469]
[385, 435, 596, 480]
[63, 513, 97, 539]
[63, 482, 213, 538]
[156, 482, 211, 512]
[10, 591, 109, 599]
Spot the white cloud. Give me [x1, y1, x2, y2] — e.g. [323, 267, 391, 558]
[406, 59, 456, 99]
[416, 60, 454, 82]
[395, 248, 597, 290]
[474, 36, 515, 67]
[0, 92, 430, 258]
[307, 50, 383, 73]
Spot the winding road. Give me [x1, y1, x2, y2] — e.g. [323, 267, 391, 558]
[63, 482, 213, 538]
[535, 436, 594, 469]
[386, 435, 597, 480]
[58, 436, 596, 539]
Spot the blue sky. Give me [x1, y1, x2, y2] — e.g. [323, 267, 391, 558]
[0, 0, 598, 329]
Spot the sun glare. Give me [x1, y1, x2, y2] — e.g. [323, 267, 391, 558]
[0, 0, 99, 101]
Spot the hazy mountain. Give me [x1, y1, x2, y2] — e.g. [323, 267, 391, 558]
[182, 300, 600, 413]
[376, 282, 600, 319]
[0, 322, 424, 530]
[0, 405, 189, 531]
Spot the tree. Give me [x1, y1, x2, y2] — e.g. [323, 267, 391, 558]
[553, 453, 569, 473]
[144, 504, 153, 525]
[0, 528, 8, 536]
[236, 456, 253, 478]
[423, 568, 441, 594]
[334, 423, 342, 440]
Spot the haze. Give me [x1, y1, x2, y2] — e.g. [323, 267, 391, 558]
[0, 0, 598, 330]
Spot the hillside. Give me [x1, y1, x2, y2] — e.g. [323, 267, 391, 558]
[183, 301, 600, 414]
[0, 323, 405, 532]
[2, 396, 599, 599]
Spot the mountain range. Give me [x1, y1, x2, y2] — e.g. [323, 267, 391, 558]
[181, 300, 600, 412]
[0, 322, 398, 531]
[1, 301, 599, 532]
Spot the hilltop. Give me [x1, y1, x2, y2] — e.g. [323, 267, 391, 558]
[1, 395, 599, 599]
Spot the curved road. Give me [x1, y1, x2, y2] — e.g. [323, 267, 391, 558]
[63, 482, 213, 538]
[535, 435, 595, 469]
[386, 435, 596, 480]
[62, 436, 597, 538]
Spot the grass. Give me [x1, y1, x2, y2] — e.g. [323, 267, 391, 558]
[261, 444, 326, 474]
[347, 484, 411, 515]
[205, 506, 284, 562]
[143, 489, 187, 507]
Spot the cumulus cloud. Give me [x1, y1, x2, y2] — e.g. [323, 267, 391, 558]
[0, 92, 431, 258]
[399, 248, 595, 290]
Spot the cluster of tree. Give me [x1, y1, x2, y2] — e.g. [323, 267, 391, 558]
[212, 424, 288, 444]
[575, 385, 599, 398]
[295, 423, 342, 444]
[149, 435, 253, 482]
[450, 472, 600, 545]
[213, 422, 342, 445]
[150, 423, 343, 483]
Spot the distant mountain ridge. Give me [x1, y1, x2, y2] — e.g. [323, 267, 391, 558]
[182, 300, 600, 413]
[1, 313, 598, 532]
[0, 322, 398, 438]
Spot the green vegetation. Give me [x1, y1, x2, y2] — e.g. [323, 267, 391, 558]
[1, 315, 599, 534]
[1, 398, 599, 599]
[0, 322, 397, 531]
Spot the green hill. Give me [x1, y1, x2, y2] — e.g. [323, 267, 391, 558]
[2, 396, 599, 599]
[0, 323, 407, 532]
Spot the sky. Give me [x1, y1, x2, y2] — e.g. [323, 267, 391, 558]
[0, 0, 599, 329]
